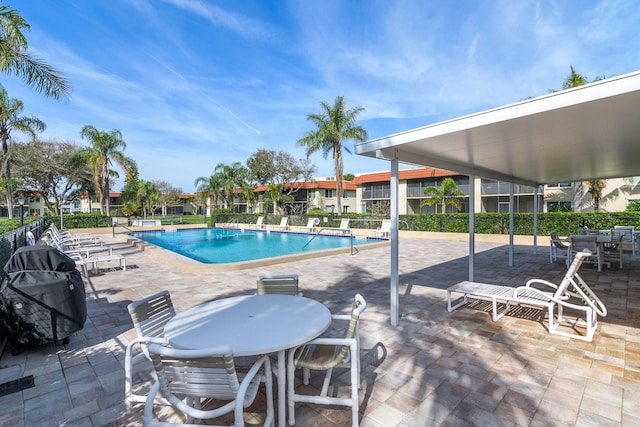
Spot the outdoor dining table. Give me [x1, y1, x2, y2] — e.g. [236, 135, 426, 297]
[163, 294, 332, 427]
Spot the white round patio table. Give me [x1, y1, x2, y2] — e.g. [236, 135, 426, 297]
[164, 294, 331, 427]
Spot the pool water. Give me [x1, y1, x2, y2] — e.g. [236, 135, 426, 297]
[129, 228, 376, 264]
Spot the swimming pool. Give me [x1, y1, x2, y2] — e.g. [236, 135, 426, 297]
[129, 228, 379, 264]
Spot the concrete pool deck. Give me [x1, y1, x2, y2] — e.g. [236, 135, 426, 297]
[0, 229, 638, 426]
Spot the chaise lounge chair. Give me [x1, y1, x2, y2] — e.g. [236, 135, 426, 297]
[370, 219, 391, 238]
[254, 216, 265, 229]
[447, 250, 607, 342]
[271, 217, 289, 231]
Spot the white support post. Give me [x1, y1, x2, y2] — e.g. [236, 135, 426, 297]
[390, 156, 399, 326]
[509, 183, 514, 267]
[468, 175, 475, 281]
[533, 185, 539, 254]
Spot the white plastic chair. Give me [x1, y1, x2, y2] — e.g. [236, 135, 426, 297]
[256, 274, 301, 296]
[143, 343, 274, 427]
[287, 294, 367, 427]
[370, 219, 391, 238]
[549, 230, 570, 265]
[125, 291, 176, 406]
[569, 234, 603, 271]
[338, 218, 351, 235]
[255, 216, 265, 229]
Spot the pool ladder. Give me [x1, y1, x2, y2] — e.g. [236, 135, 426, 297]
[302, 228, 359, 255]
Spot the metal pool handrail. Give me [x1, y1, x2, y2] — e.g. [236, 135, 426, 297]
[302, 228, 359, 255]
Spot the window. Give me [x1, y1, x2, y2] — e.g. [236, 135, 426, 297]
[343, 191, 349, 198]
[324, 189, 334, 198]
[546, 183, 572, 188]
[343, 205, 349, 213]
[547, 201, 572, 212]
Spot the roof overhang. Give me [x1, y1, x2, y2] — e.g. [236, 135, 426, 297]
[355, 70, 640, 186]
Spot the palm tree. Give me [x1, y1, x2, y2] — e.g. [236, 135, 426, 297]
[0, 84, 45, 218]
[297, 96, 368, 215]
[0, 5, 69, 100]
[76, 125, 134, 215]
[213, 162, 249, 211]
[121, 178, 158, 218]
[194, 174, 223, 217]
[585, 179, 607, 212]
[420, 177, 465, 214]
[261, 183, 294, 215]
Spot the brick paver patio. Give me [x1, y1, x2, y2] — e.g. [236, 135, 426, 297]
[0, 230, 638, 426]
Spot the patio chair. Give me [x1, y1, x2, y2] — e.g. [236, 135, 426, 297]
[304, 217, 319, 233]
[569, 234, 604, 271]
[549, 230, 570, 265]
[254, 216, 265, 229]
[256, 274, 301, 296]
[337, 218, 350, 235]
[369, 219, 391, 238]
[48, 224, 102, 246]
[603, 230, 624, 268]
[287, 294, 367, 427]
[448, 250, 607, 342]
[125, 290, 176, 406]
[41, 234, 113, 257]
[271, 217, 288, 231]
[66, 251, 126, 277]
[143, 343, 274, 427]
[613, 225, 634, 254]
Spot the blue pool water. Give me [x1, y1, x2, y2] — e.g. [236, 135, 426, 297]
[129, 228, 375, 264]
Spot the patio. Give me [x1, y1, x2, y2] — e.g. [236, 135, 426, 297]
[0, 231, 638, 426]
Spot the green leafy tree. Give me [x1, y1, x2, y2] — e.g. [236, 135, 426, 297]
[246, 149, 315, 213]
[0, 5, 69, 99]
[420, 177, 464, 214]
[121, 178, 158, 218]
[75, 125, 135, 215]
[213, 162, 249, 211]
[153, 180, 183, 216]
[584, 179, 607, 212]
[12, 139, 88, 215]
[262, 183, 294, 215]
[297, 96, 368, 215]
[0, 84, 45, 217]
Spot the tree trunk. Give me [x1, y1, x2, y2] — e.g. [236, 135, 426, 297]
[1, 137, 13, 218]
[334, 143, 343, 215]
[573, 181, 583, 212]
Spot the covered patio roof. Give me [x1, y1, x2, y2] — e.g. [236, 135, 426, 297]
[355, 70, 640, 186]
[355, 70, 640, 326]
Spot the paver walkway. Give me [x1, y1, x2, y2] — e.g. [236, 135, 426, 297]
[0, 231, 638, 426]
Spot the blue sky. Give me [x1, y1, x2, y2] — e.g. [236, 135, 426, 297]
[3, 0, 640, 193]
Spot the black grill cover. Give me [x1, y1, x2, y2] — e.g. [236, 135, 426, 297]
[0, 246, 86, 348]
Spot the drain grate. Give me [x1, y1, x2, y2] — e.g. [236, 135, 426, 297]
[0, 375, 35, 397]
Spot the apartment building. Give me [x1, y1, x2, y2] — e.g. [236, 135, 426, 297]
[10, 170, 640, 218]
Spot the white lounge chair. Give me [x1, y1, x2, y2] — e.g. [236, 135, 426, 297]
[67, 251, 126, 277]
[337, 218, 350, 235]
[370, 219, 391, 238]
[271, 216, 288, 231]
[447, 250, 607, 342]
[254, 216, 265, 229]
[304, 217, 319, 233]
